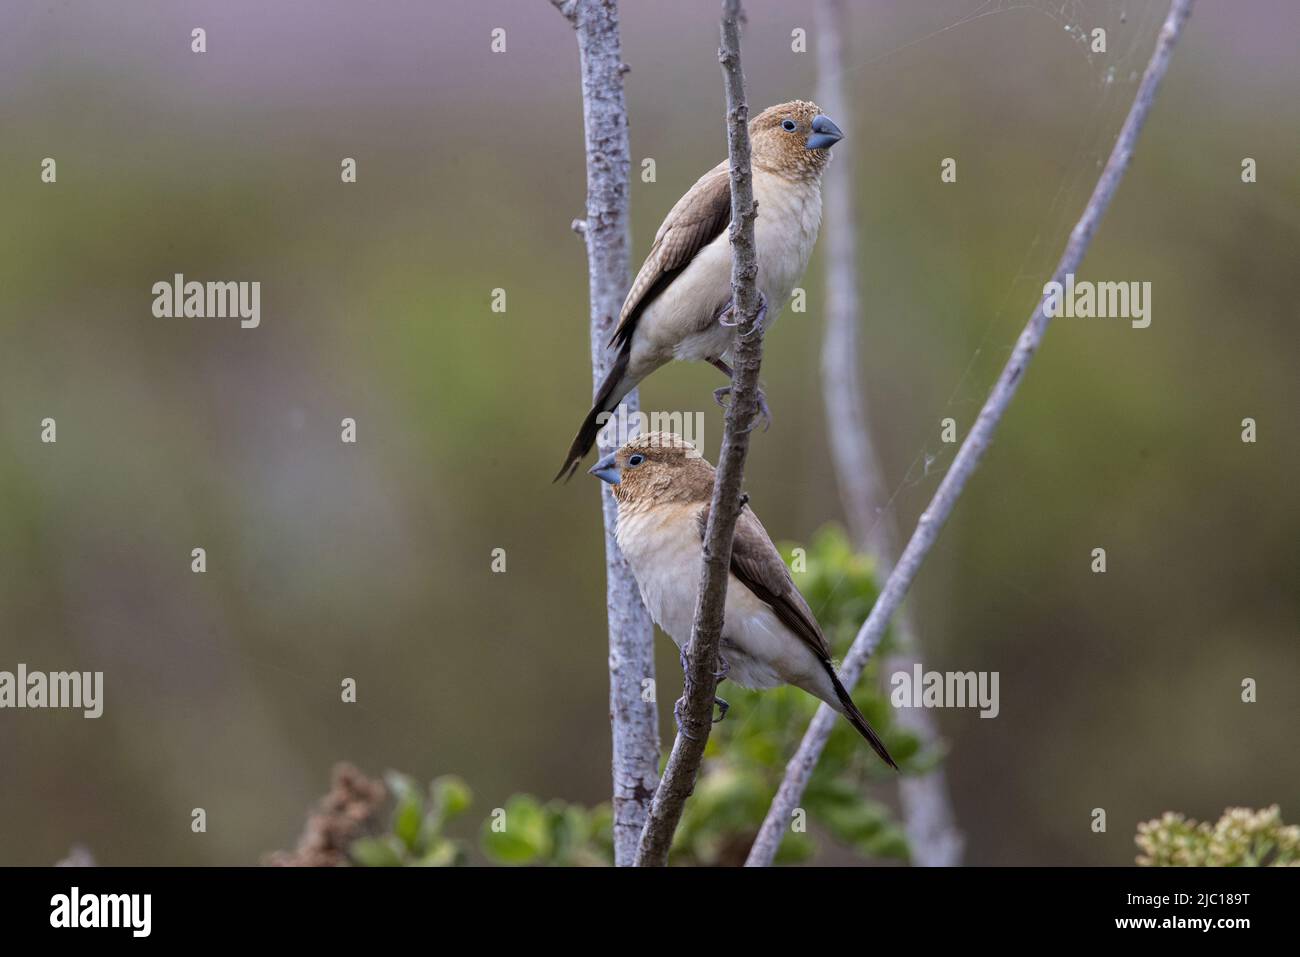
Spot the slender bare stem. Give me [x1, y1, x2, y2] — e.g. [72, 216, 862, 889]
[634, 0, 762, 867]
[551, 0, 661, 866]
[747, 0, 1196, 867]
[815, 0, 964, 868]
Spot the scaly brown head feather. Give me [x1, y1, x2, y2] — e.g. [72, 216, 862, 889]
[608, 432, 715, 507]
[750, 100, 835, 182]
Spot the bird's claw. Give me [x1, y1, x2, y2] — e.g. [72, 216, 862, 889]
[712, 654, 730, 680]
[673, 696, 699, 741]
[717, 292, 768, 336]
[713, 385, 772, 433]
[712, 696, 730, 723]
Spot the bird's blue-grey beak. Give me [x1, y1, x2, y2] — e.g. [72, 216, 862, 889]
[805, 114, 843, 150]
[589, 451, 621, 485]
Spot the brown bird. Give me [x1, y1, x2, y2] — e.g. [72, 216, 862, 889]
[589, 432, 897, 769]
[556, 100, 843, 481]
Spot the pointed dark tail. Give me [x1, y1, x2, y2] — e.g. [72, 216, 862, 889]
[553, 346, 633, 483]
[826, 665, 899, 770]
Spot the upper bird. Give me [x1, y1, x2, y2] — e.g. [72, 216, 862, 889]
[555, 100, 843, 481]
[589, 432, 897, 770]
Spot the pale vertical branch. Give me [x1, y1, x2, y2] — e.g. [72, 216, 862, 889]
[816, 3, 878, 555]
[814, 0, 963, 868]
[551, 0, 660, 866]
[747, 0, 1197, 867]
[634, 0, 762, 867]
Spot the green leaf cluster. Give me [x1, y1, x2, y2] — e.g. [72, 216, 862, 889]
[670, 525, 928, 864]
[349, 772, 473, 866]
[351, 525, 941, 866]
[479, 795, 613, 866]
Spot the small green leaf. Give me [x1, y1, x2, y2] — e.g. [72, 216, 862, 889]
[432, 775, 472, 821]
[415, 838, 464, 867]
[394, 793, 423, 851]
[773, 830, 817, 864]
[480, 795, 552, 865]
[350, 836, 404, 867]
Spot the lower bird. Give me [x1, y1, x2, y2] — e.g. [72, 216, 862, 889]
[589, 431, 897, 770]
[555, 99, 844, 481]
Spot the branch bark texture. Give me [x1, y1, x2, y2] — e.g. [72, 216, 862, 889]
[552, 0, 660, 867]
[815, 0, 963, 868]
[747, 0, 1196, 867]
[634, 0, 762, 867]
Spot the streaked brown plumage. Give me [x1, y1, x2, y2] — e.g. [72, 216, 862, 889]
[589, 432, 897, 770]
[556, 100, 844, 481]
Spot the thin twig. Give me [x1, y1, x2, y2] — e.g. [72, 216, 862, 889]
[552, 0, 661, 866]
[815, 0, 964, 868]
[549, 0, 579, 24]
[746, 0, 1196, 867]
[634, 0, 762, 867]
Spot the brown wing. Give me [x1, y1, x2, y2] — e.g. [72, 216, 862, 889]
[609, 162, 732, 350]
[696, 504, 833, 663]
[698, 504, 899, 770]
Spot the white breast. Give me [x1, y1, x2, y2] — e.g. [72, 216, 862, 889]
[615, 504, 703, 643]
[628, 171, 823, 375]
[615, 502, 830, 699]
[752, 171, 822, 308]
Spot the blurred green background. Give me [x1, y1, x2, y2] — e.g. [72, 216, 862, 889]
[0, 0, 1295, 865]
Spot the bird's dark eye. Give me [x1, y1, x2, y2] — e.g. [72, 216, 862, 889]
[627, 454, 645, 467]
[781, 118, 797, 132]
